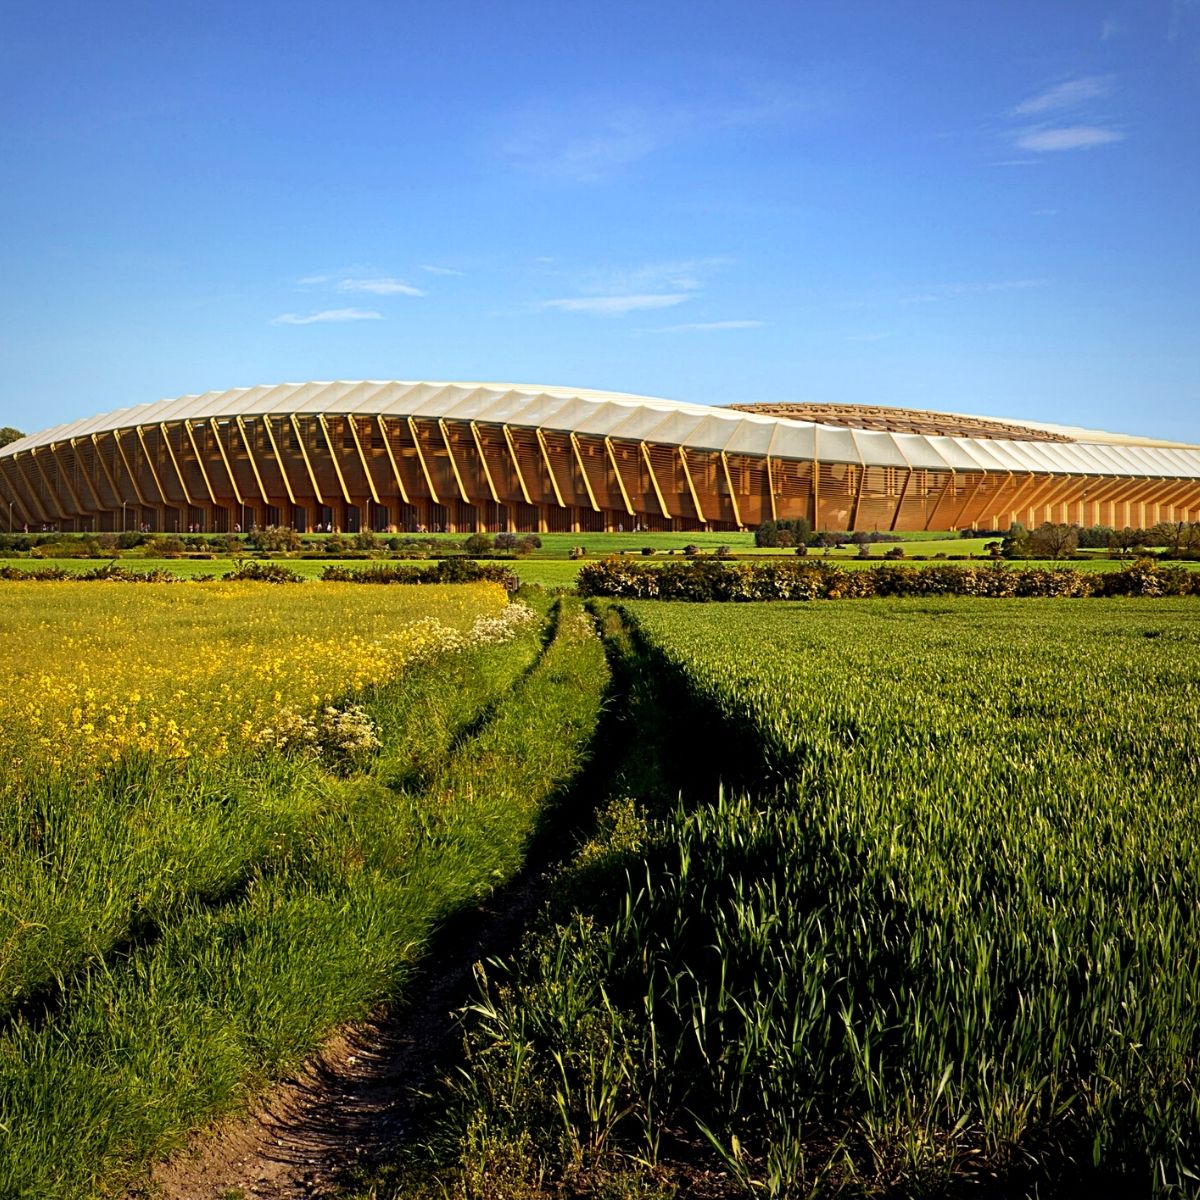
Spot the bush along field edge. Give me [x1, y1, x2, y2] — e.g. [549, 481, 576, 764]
[577, 555, 1200, 600]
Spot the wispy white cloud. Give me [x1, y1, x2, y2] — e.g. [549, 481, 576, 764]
[271, 308, 383, 326]
[500, 84, 824, 183]
[543, 257, 732, 317]
[337, 277, 425, 296]
[990, 158, 1040, 167]
[543, 294, 690, 316]
[1170, 0, 1197, 41]
[419, 264, 463, 276]
[297, 273, 332, 285]
[1015, 125, 1125, 151]
[656, 319, 766, 332]
[1012, 76, 1113, 115]
[1100, 17, 1124, 40]
[902, 279, 1049, 304]
[582, 257, 728, 296]
[502, 105, 663, 183]
[1004, 75, 1124, 155]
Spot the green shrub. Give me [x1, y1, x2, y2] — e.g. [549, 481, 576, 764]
[320, 559, 520, 593]
[462, 532, 494, 556]
[223, 561, 305, 584]
[247, 525, 302, 553]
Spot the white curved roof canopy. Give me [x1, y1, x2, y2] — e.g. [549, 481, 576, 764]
[3, 380, 1198, 480]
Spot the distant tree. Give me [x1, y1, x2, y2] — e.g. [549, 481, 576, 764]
[1149, 521, 1200, 558]
[1001, 522, 1030, 559]
[249, 525, 302, 553]
[1030, 522, 1078, 560]
[0, 428, 24, 449]
[1108, 526, 1146, 560]
[462, 532, 493, 556]
[1076, 523, 1114, 549]
[754, 518, 812, 547]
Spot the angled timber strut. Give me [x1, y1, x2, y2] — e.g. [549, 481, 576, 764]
[1, 380, 1197, 533]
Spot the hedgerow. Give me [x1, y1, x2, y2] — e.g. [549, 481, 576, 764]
[321, 559, 521, 592]
[0, 559, 522, 591]
[576, 555, 1200, 601]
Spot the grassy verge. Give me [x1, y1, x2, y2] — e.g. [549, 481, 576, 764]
[0, 583, 505, 1018]
[349, 602, 716, 1200]
[0, 598, 607, 1199]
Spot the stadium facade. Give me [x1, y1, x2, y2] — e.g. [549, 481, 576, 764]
[1, 380, 1198, 534]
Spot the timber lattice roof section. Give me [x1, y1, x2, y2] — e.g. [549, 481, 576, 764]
[725, 402, 1075, 443]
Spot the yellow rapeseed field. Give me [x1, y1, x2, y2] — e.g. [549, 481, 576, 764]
[0, 581, 506, 772]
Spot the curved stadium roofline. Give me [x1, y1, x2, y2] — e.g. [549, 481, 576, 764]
[1, 381, 1198, 534]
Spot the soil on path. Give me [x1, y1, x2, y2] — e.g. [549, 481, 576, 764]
[132, 876, 540, 1200]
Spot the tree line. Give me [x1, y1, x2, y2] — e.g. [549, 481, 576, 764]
[756, 517, 1200, 561]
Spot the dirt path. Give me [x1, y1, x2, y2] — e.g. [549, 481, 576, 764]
[135, 875, 542, 1200]
[136, 612, 626, 1200]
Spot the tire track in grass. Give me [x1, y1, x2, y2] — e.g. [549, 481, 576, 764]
[0, 605, 550, 1200]
[109, 600, 608, 1200]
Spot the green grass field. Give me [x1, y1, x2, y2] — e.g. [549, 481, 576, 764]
[409, 597, 1200, 1198]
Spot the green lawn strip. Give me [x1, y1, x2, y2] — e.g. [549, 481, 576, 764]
[8, 554, 1197, 590]
[817, 553, 1200, 571]
[0, 599, 607, 1199]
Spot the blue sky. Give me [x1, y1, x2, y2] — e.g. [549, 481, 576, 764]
[1, 0, 1197, 441]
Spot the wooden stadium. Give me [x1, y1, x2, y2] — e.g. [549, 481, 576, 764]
[1, 381, 1198, 534]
